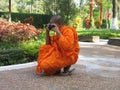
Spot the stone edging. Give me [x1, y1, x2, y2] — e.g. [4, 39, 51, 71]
[0, 62, 37, 71]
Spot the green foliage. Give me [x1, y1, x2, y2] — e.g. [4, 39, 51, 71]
[0, 30, 45, 66]
[71, 17, 81, 29]
[0, 28, 45, 66]
[0, 0, 80, 25]
[19, 37, 45, 62]
[0, 12, 51, 28]
[118, 20, 120, 28]
[43, 0, 79, 25]
[0, 42, 26, 66]
[79, 3, 90, 19]
[83, 17, 92, 29]
[11, 13, 51, 28]
[0, 42, 18, 50]
[77, 29, 120, 39]
[14, 0, 44, 13]
[0, 48, 25, 66]
[94, 18, 102, 28]
[0, 0, 9, 12]
[101, 19, 107, 28]
[93, 6, 100, 19]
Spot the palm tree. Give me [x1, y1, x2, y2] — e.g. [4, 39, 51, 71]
[111, 0, 119, 30]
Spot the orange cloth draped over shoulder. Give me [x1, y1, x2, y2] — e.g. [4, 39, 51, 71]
[36, 26, 80, 75]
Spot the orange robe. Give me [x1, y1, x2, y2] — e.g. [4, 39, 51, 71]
[36, 26, 80, 75]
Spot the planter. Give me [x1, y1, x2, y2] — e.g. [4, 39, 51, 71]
[78, 36, 100, 42]
[108, 38, 120, 46]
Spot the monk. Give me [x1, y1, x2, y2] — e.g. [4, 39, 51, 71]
[36, 15, 80, 75]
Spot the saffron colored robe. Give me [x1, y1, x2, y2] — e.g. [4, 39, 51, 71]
[36, 26, 80, 75]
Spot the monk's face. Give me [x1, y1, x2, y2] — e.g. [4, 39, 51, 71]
[50, 19, 60, 28]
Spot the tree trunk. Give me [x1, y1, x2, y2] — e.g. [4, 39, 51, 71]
[8, 0, 11, 22]
[111, 0, 119, 30]
[100, 0, 102, 22]
[90, 0, 93, 20]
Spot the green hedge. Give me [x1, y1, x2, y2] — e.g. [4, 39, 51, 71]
[77, 29, 120, 39]
[0, 12, 52, 28]
[0, 47, 38, 66]
[0, 33, 45, 66]
[0, 48, 25, 66]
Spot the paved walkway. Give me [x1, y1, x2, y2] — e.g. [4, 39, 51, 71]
[0, 39, 120, 90]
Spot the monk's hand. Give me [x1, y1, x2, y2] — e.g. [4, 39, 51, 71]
[51, 24, 59, 32]
[46, 24, 50, 32]
[52, 23, 62, 38]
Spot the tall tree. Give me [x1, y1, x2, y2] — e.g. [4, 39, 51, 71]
[118, 0, 120, 19]
[26, 0, 34, 13]
[111, 0, 119, 30]
[43, 0, 79, 25]
[8, 0, 11, 22]
[15, 0, 28, 13]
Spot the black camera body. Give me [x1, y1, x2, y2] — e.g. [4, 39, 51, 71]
[48, 24, 55, 30]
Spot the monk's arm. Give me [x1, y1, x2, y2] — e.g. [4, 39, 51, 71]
[56, 30, 62, 38]
[46, 30, 51, 44]
[58, 29, 74, 50]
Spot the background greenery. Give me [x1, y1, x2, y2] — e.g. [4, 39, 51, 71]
[0, 12, 51, 28]
[0, 30, 46, 66]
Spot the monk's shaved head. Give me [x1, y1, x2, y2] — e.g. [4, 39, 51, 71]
[50, 15, 63, 25]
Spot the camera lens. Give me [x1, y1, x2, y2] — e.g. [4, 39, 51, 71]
[48, 24, 55, 30]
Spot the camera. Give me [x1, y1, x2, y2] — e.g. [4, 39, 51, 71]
[48, 24, 55, 30]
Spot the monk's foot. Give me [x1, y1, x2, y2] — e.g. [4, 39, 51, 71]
[63, 65, 71, 73]
[61, 68, 75, 76]
[37, 70, 45, 76]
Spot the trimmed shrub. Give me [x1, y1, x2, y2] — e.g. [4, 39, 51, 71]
[0, 48, 25, 66]
[0, 12, 51, 28]
[77, 29, 120, 39]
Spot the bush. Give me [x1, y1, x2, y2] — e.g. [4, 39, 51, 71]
[0, 40, 40, 66]
[72, 17, 81, 29]
[83, 17, 91, 29]
[77, 29, 120, 39]
[94, 18, 102, 28]
[0, 31, 45, 66]
[0, 20, 42, 43]
[0, 19, 46, 66]
[20, 40, 43, 62]
[0, 48, 25, 66]
[0, 12, 51, 28]
[101, 19, 107, 28]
